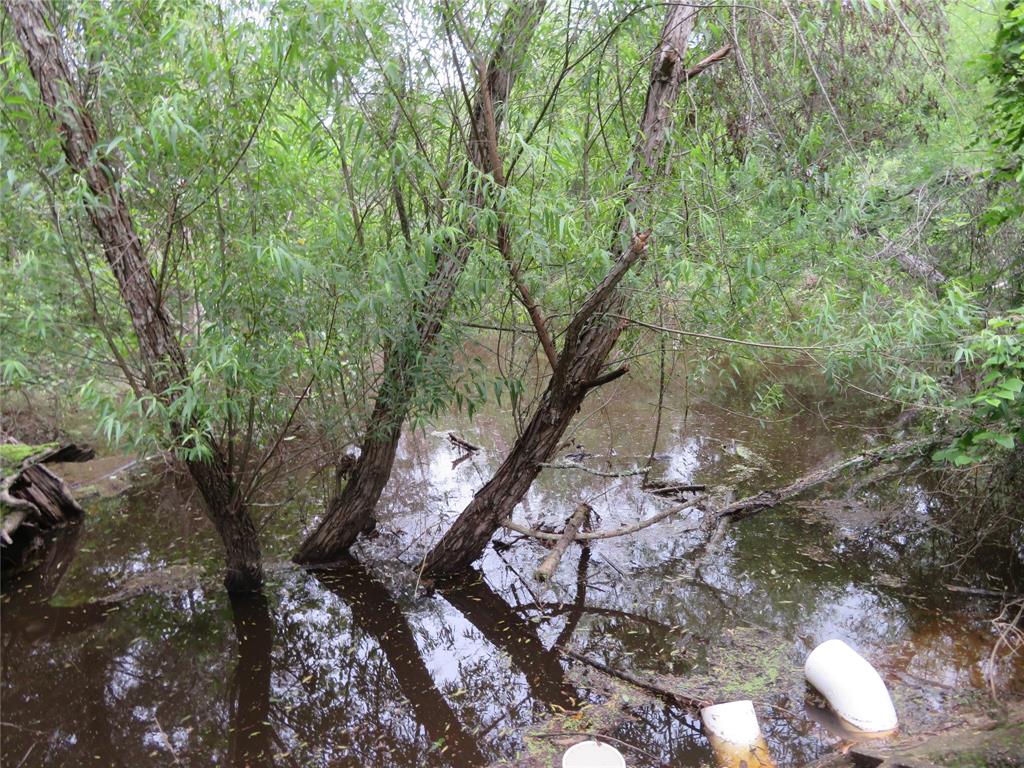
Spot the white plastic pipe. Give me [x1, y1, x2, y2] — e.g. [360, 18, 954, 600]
[701, 700, 775, 768]
[562, 740, 626, 768]
[804, 638, 897, 733]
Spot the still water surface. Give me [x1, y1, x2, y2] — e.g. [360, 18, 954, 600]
[2, 379, 1022, 766]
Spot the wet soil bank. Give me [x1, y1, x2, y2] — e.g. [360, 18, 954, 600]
[2, 376, 1022, 767]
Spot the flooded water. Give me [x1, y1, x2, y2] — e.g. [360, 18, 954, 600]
[2, 374, 1022, 767]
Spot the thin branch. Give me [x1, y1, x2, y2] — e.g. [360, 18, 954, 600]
[503, 496, 703, 541]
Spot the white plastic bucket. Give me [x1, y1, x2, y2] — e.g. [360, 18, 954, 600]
[562, 739, 626, 768]
[804, 638, 897, 733]
[701, 700, 775, 768]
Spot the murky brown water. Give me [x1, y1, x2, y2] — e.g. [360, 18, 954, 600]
[2, 375, 1022, 767]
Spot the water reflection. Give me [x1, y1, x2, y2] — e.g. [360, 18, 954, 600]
[313, 561, 487, 767]
[2, 380, 1023, 767]
[439, 569, 578, 710]
[228, 590, 276, 768]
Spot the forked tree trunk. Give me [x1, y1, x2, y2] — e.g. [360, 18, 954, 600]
[423, 5, 700, 576]
[294, 1, 547, 564]
[6, 0, 263, 591]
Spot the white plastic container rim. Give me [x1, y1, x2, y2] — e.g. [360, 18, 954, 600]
[562, 739, 626, 768]
[701, 700, 763, 747]
[804, 638, 898, 733]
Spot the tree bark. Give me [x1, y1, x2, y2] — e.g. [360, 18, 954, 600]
[294, 1, 547, 564]
[5, 0, 263, 591]
[423, 4, 700, 576]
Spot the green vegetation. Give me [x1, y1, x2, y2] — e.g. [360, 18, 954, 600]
[1, 0, 1021, 578]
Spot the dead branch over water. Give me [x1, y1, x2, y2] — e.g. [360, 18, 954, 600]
[500, 436, 939, 566]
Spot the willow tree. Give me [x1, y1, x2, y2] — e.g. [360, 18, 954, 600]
[421, 3, 701, 575]
[294, 0, 548, 564]
[2, 0, 326, 591]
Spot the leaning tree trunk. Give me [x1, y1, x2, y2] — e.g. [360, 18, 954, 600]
[5, 0, 263, 591]
[423, 4, 700, 576]
[294, 1, 547, 564]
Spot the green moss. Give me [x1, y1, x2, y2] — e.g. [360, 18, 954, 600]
[0, 442, 57, 472]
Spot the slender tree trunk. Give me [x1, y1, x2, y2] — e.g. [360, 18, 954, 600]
[294, 1, 547, 564]
[423, 5, 700, 576]
[5, 0, 263, 591]
[189, 459, 263, 593]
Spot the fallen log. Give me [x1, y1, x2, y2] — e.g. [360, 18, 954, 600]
[714, 436, 936, 521]
[505, 436, 935, 552]
[535, 503, 591, 582]
[681, 437, 939, 579]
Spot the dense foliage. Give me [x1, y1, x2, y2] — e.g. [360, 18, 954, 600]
[1, 0, 1021, 480]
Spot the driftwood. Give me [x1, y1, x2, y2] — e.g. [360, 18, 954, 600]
[535, 503, 591, 581]
[1, 443, 94, 552]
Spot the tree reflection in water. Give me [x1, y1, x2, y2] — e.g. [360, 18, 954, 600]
[228, 589, 276, 768]
[313, 560, 487, 767]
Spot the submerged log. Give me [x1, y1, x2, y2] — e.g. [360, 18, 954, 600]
[642, 478, 707, 500]
[1, 443, 94, 560]
[714, 436, 936, 522]
[535, 503, 591, 582]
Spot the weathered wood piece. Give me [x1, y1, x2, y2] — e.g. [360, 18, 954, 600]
[1, 444, 94, 564]
[534, 503, 591, 582]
